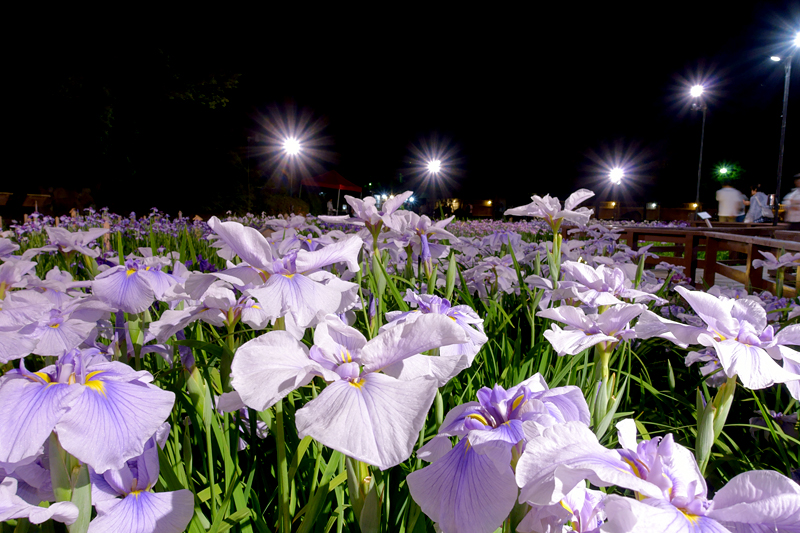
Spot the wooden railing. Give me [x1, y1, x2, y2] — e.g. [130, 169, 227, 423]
[701, 233, 800, 297]
[561, 224, 799, 295]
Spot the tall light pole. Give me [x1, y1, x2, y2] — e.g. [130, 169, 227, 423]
[690, 85, 707, 205]
[282, 137, 301, 197]
[771, 32, 799, 225]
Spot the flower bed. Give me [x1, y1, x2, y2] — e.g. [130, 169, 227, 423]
[1, 190, 799, 533]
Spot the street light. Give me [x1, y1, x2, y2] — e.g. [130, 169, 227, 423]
[719, 167, 728, 175]
[772, 31, 799, 225]
[282, 137, 301, 196]
[609, 168, 624, 184]
[427, 159, 442, 214]
[691, 85, 708, 204]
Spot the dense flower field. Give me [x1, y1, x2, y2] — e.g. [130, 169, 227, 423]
[1, 189, 799, 533]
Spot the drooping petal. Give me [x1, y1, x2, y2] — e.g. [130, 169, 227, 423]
[712, 339, 800, 390]
[231, 330, 332, 411]
[515, 422, 662, 506]
[360, 314, 469, 372]
[601, 495, 730, 533]
[406, 438, 518, 533]
[248, 271, 356, 328]
[55, 373, 175, 473]
[0, 376, 82, 470]
[0, 478, 79, 525]
[543, 325, 617, 356]
[708, 470, 800, 531]
[295, 373, 438, 470]
[88, 489, 194, 533]
[93, 267, 155, 314]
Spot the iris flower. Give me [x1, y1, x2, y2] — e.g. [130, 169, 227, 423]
[381, 291, 487, 386]
[504, 189, 595, 231]
[231, 313, 468, 469]
[207, 217, 362, 336]
[407, 375, 591, 533]
[602, 419, 800, 533]
[93, 258, 181, 314]
[0, 349, 175, 474]
[538, 304, 645, 356]
[0, 477, 78, 525]
[636, 286, 800, 395]
[88, 426, 193, 533]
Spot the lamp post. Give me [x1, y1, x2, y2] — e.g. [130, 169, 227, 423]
[283, 137, 301, 197]
[771, 32, 799, 225]
[690, 85, 707, 205]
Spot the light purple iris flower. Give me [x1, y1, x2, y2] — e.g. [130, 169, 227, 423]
[0, 260, 38, 298]
[0, 349, 175, 474]
[504, 189, 595, 231]
[317, 192, 412, 235]
[601, 419, 800, 533]
[207, 217, 362, 336]
[88, 425, 193, 533]
[406, 375, 591, 533]
[0, 477, 78, 525]
[94, 258, 180, 314]
[517, 485, 605, 533]
[552, 261, 663, 306]
[381, 291, 487, 386]
[637, 286, 800, 395]
[44, 226, 110, 258]
[752, 250, 800, 270]
[514, 421, 663, 508]
[0, 238, 20, 259]
[538, 303, 645, 356]
[230, 313, 468, 469]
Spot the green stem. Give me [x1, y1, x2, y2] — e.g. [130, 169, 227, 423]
[275, 399, 291, 533]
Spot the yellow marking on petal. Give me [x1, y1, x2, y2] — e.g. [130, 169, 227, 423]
[282, 273, 295, 279]
[129, 490, 142, 498]
[559, 499, 574, 515]
[511, 395, 526, 411]
[49, 323, 60, 328]
[145, 266, 151, 271]
[679, 509, 700, 524]
[126, 269, 137, 277]
[714, 330, 726, 341]
[349, 379, 364, 389]
[466, 413, 489, 425]
[84, 371, 106, 396]
[33, 372, 51, 383]
[341, 350, 352, 363]
[252, 304, 261, 309]
[449, 316, 457, 321]
[68, 373, 76, 385]
[464, 439, 472, 454]
[622, 458, 642, 479]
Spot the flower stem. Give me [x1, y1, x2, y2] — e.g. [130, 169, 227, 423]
[275, 399, 291, 533]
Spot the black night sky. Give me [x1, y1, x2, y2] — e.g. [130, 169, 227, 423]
[12, 3, 800, 218]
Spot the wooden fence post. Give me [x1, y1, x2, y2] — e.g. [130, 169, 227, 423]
[702, 236, 719, 289]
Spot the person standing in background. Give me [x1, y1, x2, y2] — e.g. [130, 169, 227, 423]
[327, 199, 335, 216]
[744, 183, 773, 223]
[783, 173, 800, 230]
[716, 183, 746, 223]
